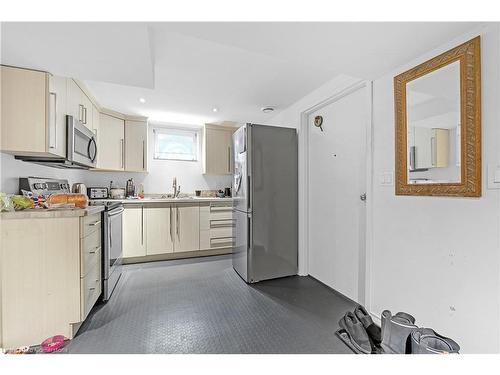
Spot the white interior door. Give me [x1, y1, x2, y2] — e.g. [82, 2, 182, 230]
[308, 86, 367, 302]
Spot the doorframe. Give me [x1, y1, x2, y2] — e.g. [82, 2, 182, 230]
[297, 79, 374, 308]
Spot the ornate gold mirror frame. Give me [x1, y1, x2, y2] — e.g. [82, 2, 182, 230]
[394, 37, 481, 197]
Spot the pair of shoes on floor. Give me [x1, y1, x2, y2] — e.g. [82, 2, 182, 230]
[338, 305, 381, 354]
[381, 310, 460, 354]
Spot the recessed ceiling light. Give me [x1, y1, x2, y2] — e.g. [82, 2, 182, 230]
[261, 106, 275, 113]
[212, 107, 219, 113]
[139, 97, 146, 104]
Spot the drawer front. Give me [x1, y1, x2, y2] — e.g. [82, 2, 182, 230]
[81, 256, 101, 320]
[210, 210, 233, 220]
[210, 226, 233, 239]
[81, 227, 101, 277]
[210, 237, 235, 248]
[81, 213, 102, 238]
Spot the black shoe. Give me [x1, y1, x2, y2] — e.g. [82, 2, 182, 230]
[338, 312, 372, 354]
[354, 305, 382, 348]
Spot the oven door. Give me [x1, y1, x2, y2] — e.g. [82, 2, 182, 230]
[67, 115, 97, 168]
[107, 206, 124, 272]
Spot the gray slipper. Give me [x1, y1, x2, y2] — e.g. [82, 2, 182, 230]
[339, 312, 372, 354]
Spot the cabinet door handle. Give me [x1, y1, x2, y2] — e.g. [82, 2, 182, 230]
[120, 139, 124, 169]
[169, 206, 173, 240]
[89, 245, 100, 254]
[88, 220, 101, 226]
[141, 206, 144, 245]
[79, 104, 84, 122]
[176, 206, 180, 240]
[142, 140, 145, 170]
[49, 92, 57, 149]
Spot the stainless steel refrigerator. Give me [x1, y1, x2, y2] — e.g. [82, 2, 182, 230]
[232, 123, 298, 283]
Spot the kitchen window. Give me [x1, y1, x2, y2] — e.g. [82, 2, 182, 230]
[153, 127, 198, 161]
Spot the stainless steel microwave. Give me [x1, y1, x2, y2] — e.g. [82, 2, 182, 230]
[67, 115, 97, 168]
[15, 115, 97, 169]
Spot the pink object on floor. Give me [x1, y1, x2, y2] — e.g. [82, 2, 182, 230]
[41, 335, 66, 353]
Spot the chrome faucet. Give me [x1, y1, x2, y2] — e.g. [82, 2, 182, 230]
[172, 177, 181, 198]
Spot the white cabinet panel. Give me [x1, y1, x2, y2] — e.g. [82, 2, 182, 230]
[48, 75, 67, 158]
[146, 206, 174, 255]
[173, 204, 200, 252]
[0, 66, 48, 154]
[123, 206, 146, 258]
[99, 113, 125, 170]
[125, 120, 148, 172]
[203, 125, 235, 175]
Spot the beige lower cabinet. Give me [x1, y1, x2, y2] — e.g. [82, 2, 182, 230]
[123, 206, 146, 257]
[0, 213, 102, 349]
[122, 202, 233, 261]
[146, 205, 174, 255]
[200, 202, 235, 250]
[173, 204, 200, 252]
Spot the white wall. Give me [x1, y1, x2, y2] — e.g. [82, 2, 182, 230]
[83, 123, 232, 193]
[271, 25, 500, 353]
[1, 123, 232, 195]
[0, 153, 87, 193]
[370, 25, 500, 354]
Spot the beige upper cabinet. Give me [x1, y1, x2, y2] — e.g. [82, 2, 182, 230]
[125, 120, 148, 172]
[66, 79, 83, 124]
[1, 66, 66, 158]
[99, 113, 125, 170]
[47, 74, 68, 158]
[146, 206, 174, 255]
[203, 124, 235, 175]
[66, 79, 93, 130]
[174, 204, 200, 252]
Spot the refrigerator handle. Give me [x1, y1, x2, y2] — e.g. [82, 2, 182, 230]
[247, 175, 251, 211]
[247, 215, 251, 251]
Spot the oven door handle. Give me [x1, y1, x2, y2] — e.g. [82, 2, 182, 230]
[108, 207, 124, 217]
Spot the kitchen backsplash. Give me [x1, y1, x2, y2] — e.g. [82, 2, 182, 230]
[1, 153, 232, 194]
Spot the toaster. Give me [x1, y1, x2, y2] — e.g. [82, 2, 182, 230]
[87, 187, 109, 199]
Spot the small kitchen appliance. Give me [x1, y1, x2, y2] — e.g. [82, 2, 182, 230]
[72, 183, 87, 195]
[19, 177, 70, 195]
[126, 178, 136, 198]
[88, 187, 109, 199]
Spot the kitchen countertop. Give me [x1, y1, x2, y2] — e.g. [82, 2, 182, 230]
[95, 197, 234, 204]
[0, 205, 104, 220]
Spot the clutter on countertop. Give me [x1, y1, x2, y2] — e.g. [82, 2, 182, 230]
[335, 305, 460, 354]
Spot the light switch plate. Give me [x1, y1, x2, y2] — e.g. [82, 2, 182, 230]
[487, 164, 500, 189]
[380, 171, 394, 186]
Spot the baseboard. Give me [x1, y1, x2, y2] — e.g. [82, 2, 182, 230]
[123, 248, 232, 264]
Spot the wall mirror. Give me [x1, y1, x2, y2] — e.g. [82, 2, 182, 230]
[394, 37, 481, 197]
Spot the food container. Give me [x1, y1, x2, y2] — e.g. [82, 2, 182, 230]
[109, 188, 126, 199]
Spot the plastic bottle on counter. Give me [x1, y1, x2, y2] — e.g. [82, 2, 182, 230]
[138, 183, 145, 199]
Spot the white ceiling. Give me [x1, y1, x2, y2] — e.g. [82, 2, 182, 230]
[1, 22, 484, 125]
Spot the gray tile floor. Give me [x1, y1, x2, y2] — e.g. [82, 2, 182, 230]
[66, 255, 356, 354]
